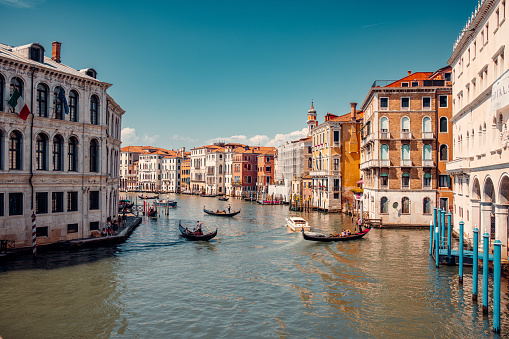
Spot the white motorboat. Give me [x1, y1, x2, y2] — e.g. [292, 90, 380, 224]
[286, 217, 310, 232]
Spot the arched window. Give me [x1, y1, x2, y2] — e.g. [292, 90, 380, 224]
[53, 87, 64, 120]
[0, 74, 4, 111]
[69, 90, 78, 122]
[423, 144, 432, 160]
[402, 197, 410, 214]
[401, 117, 410, 132]
[90, 139, 99, 172]
[36, 133, 48, 170]
[401, 144, 410, 160]
[440, 144, 448, 161]
[90, 95, 99, 125]
[381, 197, 388, 213]
[423, 197, 431, 214]
[10, 77, 23, 98]
[422, 117, 431, 132]
[53, 135, 63, 171]
[380, 117, 389, 132]
[439, 117, 448, 132]
[219, 164, 222, 174]
[380, 144, 389, 159]
[68, 137, 78, 172]
[37, 83, 48, 117]
[9, 131, 22, 170]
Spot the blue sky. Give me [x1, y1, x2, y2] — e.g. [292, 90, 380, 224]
[1, 0, 476, 150]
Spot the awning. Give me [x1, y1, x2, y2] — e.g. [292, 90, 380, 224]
[357, 180, 364, 184]
[402, 173, 410, 177]
[424, 173, 431, 179]
[380, 172, 388, 177]
[357, 121, 370, 134]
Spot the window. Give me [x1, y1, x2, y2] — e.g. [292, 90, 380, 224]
[9, 193, 23, 215]
[402, 197, 410, 214]
[90, 139, 99, 172]
[411, 81, 419, 87]
[423, 144, 432, 160]
[402, 144, 410, 160]
[381, 197, 388, 213]
[90, 95, 99, 125]
[36, 133, 48, 170]
[439, 174, 451, 188]
[402, 173, 410, 188]
[422, 97, 431, 110]
[53, 87, 64, 120]
[67, 223, 79, 233]
[380, 97, 389, 110]
[30, 46, 42, 62]
[36, 192, 48, 214]
[380, 173, 388, 187]
[0, 75, 3, 112]
[90, 221, 99, 231]
[401, 97, 410, 110]
[422, 117, 432, 133]
[9, 131, 22, 170]
[89, 191, 99, 210]
[423, 173, 431, 188]
[423, 197, 432, 214]
[0, 193, 4, 216]
[401, 117, 410, 132]
[68, 137, 78, 171]
[445, 72, 451, 82]
[333, 130, 340, 143]
[439, 117, 448, 132]
[37, 83, 48, 117]
[439, 95, 448, 108]
[439, 144, 448, 161]
[380, 144, 389, 160]
[333, 158, 339, 171]
[10, 77, 23, 98]
[67, 192, 78, 211]
[69, 90, 78, 122]
[36, 227, 48, 237]
[52, 192, 64, 213]
[440, 198, 449, 211]
[401, 82, 409, 87]
[53, 135, 63, 171]
[266, 166, 271, 172]
[380, 117, 389, 132]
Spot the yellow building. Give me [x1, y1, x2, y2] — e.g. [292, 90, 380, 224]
[310, 103, 363, 212]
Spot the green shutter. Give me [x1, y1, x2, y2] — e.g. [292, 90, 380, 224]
[424, 173, 431, 179]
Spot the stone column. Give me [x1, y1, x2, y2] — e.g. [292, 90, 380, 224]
[480, 201, 493, 237]
[495, 204, 509, 259]
[471, 199, 481, 234]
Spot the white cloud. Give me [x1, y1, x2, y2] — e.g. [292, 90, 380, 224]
[0, 0, 42, 8]
[142, 134, 159, 145]
[171, 134, 199, 143]
[121, 127, 139, 145]
[209, 128, 307, 148]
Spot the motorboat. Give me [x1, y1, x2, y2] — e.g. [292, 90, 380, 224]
[286, 217, 310, 232]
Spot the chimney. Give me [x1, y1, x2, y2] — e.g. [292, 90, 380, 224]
[407, 70, 411, 76]
[350, 103, 357, 121]
[52, 41, 61, 63]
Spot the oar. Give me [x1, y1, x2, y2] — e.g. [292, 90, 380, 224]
[202, 223, 220, 243]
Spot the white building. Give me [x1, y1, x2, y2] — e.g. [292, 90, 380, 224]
[120, 146, 144, 192]
[206, 148, 226, 195]
[0, 41, 123, 247]
[446, 0, 509, 257]
[138, 153, 163, 192]
[224, 149, 234, 196]
[162, 153, 183, 193]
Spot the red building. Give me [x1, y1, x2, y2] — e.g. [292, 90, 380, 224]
[257, 149, 277, 195]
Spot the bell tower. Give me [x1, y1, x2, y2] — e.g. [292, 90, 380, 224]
[307, 101, 318, 136]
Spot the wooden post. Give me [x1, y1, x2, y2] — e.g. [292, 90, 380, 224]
[32, 212, 36, 257]
[473, 227, 479, 301]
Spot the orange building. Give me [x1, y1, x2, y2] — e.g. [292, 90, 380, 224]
[257, 149, 277, 196]
[181, 157, 191, 193]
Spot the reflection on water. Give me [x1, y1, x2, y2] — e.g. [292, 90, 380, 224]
[0, 193, 508, 338]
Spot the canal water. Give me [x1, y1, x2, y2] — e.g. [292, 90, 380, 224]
[1, 194, 508, 338]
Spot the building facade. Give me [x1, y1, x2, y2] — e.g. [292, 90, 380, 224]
[0, 41, 123, 246]
[446, 0, 509, 256]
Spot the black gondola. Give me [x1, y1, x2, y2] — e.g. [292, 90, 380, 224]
[139, 195, 159, 200]
[302, 228, 370, 242]
[179, 221, 217, 241]
[218, 197, 229, 201]
[203, 207, 240, 217]
[148, 210, 157, 218]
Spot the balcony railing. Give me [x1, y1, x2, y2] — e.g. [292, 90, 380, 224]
[379, 132, 391, 139]
[380, 159, 390, 167]
[401, 159, 412, 167]
[422, 159, 434, 167]
[400, 132, 412, 139]
[361, 133, 374, 148]
[446, 158, 471, 174]
[422, 132, 434, 139]
[360, 159, 390, 170]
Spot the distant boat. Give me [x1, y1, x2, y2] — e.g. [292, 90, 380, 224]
[139, 195, 159, 200]
[218, 196, 229, 201]
[302, 229, 370, 242]
[286, 217, 310, 232]
[179, 220, 217, 241]
[155, 199, 177, 207]
[203, 207, 240, 217]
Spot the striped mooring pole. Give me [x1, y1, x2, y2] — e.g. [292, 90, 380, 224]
[31, 211, 37, 257]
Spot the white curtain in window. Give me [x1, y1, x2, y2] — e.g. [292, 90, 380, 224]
[423, 144, 431, 160]
[422, 117, 431, 132]
[380, 117, 389, 132]
[402, 144, 410, 159]
[402, 117, 410, 131]
[380, 144, 389, 159]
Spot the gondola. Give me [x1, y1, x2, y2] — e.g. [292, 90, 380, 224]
[302, 228, 370, 242]
[139, 195, 159, 200]
[203, 207, 240, 217]
[179, 221, 217, 241]
[148, 210, 157, 218]
[218, 197, 229, 201]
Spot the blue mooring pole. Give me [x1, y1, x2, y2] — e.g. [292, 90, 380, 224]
[473, 228, 479, 301]
[437, 208, 442, 250]
[459, 221, 464, 284]
[441, 210, 446, 248]
[432, 208, 437, 255]
[482, 230, 489, 315]
[435, 225, 440, 267]
[493, 240, 501, 333]
[429, 220, 433, 256]
[447, 212, 452, 261]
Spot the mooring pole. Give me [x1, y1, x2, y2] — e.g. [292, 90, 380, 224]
[473, 227, 479, 301]
[441, 210, 446, 248]
[429, 220, 434, 256]
[459, 221, 464, 284]
[447, 212, 452, 262]
[482, 230, 489, 315]
[437, 208, 442, 250]
[493, 239, 501, 333]
[435, 225, 440, 268]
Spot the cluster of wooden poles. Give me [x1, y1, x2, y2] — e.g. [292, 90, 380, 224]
[430, 207, 502, 334]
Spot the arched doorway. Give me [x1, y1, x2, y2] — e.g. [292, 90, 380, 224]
[483, 177, 495, 239]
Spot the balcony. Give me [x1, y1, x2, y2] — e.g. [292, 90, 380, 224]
[361, 133, 374, 148]
[422, 159, 434, 167]
[380, 159, 390, 167]
[360, 159, 390, 170]
[401, 159, 412, 167]
[446, 158, 471, 174]
[422, 132, 434, 139]
[309, 170, 329, 177]
[400, 132, 412, 139]
[379, 132, 391, 140]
